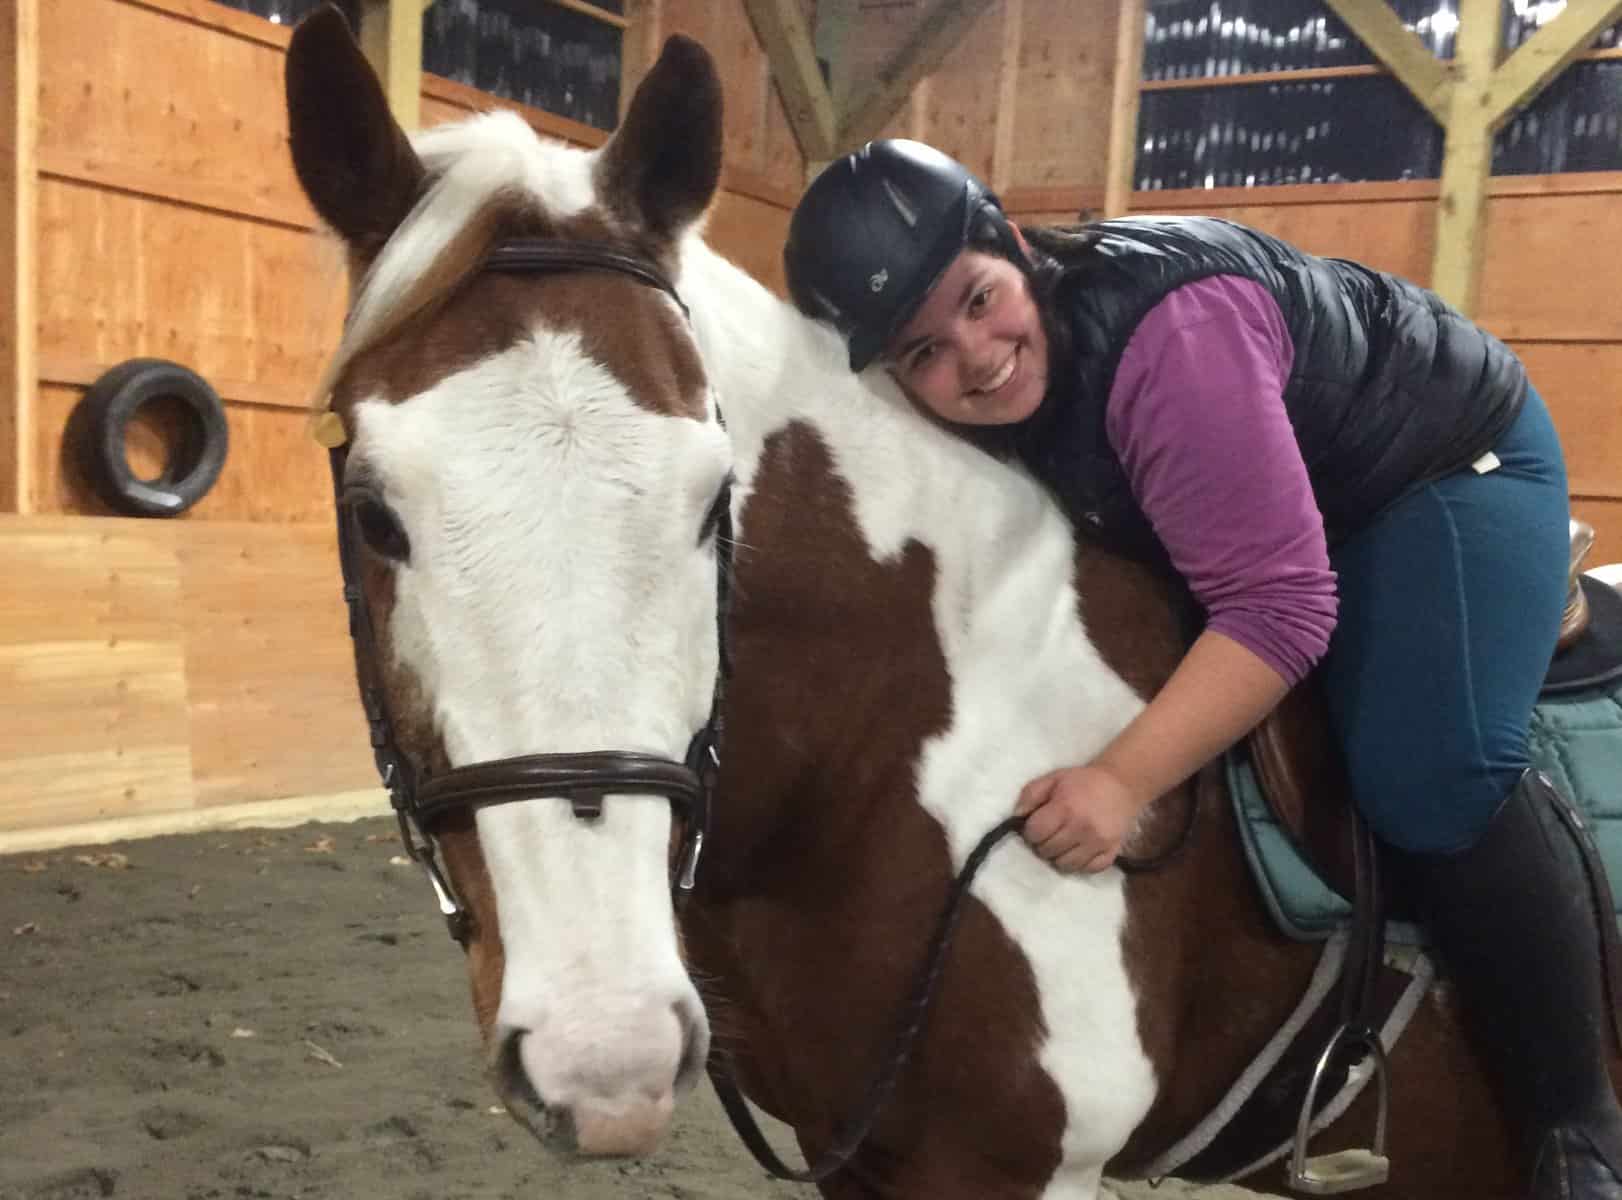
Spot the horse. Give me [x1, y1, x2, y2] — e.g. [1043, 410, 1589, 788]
[283, 9, 1621, 1197]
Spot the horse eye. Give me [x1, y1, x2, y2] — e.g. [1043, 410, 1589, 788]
[698, 479, 732, 545]
[348, 492, 411, 562]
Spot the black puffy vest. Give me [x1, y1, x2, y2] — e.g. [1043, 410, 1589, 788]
[1006, 217, 1528, 558]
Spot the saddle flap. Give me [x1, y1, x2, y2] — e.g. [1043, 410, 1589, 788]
[1245, 675, 1359, 904]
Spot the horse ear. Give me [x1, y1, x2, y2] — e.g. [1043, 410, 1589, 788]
[596, 35, 723, 242]
[284, 4, 426, 258]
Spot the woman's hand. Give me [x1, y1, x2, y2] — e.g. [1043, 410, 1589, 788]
[1014, 763, 1148, 874]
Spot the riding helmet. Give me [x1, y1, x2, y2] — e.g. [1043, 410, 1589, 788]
[784, 140, 1019, 372]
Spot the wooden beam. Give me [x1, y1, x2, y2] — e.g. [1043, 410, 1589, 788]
[1320, 0, 1452, 123]
[741, 0, 836, 162]
[1485, 0, 1622, 128]
[359, 0, 424, 131]
[990, 0, 1024, 194]
[1431, 0, 1502, 314]
[618, 0, 663, 124]
[0, 0, 37, 514]
[1104, 0, 1146, 218]
[838, 0, 984, 151]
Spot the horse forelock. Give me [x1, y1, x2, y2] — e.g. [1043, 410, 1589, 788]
[316, 110, 632, 418]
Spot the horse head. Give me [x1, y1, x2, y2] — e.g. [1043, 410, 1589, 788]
[285, 6, 731, 1156]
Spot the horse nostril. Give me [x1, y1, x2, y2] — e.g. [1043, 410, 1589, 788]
[494, 1027, 545, 1111]
[672, 994, 711, 1091]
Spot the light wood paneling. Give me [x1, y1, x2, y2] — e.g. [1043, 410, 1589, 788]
[0, 516, 375, 834]
[34, 384, 332, 523]
[39, 0, 314, 228]
[1479, 190, 1622, 342]
[914, 1, 1004, 182]
[0, 518, 194, 830]
[175, 522, 372, 807]
[37, 177, 344, 410]
[1012, 0, 1116, 190]
[1514, 342, 1622, 502]
[705, 187, 791, 296]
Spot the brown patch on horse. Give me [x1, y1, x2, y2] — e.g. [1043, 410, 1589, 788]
[682, 422, 1066, 1192]
[329, 209, 705, 431]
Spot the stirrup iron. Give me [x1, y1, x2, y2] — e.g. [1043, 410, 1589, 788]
[1287, 1023, 1391, 1194]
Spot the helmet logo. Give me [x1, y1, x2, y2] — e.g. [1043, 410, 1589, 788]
[869, 268, 889, 293]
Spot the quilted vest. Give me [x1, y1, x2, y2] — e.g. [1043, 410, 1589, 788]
[1005, 217, 1528, 559]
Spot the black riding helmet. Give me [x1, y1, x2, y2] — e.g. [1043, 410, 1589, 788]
[784, 140, 1022, 372]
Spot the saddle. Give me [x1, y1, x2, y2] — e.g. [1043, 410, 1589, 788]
[1177, 521, 1622, 1187]
[1243, 518, 1622, 1023]
[1250, 519, 1618, 905]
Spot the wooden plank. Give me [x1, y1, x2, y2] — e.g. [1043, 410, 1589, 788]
[909, 3, 1000, 181]
[359, 0, 424, 132]
[0, 789, 388, 855]
[549, 0, 629, 30]
[704, 186, 793, 296]
[176, 523, 375, 807]
[1431, 0, 1501, 315]
[838, 0, 984, 151]
[1132, 172, 1622, 208]
[36, 178, 344, 419]
[990, 0, 1023, 193]
[39, 0, 317, 231]
[1320, 0, 1452, 122]
[0, 518, 194, 831]
[1141, 64, 1388, 92]
[1479, 191, 1622, 343]
[1007, 0, 1116, 192]
[1486, 0, 1622, 128]
[740, 0, 834, 162]
[0, 0, 37, 515]
[1003, 185, 1107, 224]
[619, 0, 663, 123]
[1104, 0, 1146, 217]
[1512, 342, 1622, 505]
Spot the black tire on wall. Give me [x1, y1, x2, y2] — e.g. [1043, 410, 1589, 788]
[74, 358, 229, 518]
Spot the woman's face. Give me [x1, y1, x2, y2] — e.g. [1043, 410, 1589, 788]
[884, 243, 1049, 426]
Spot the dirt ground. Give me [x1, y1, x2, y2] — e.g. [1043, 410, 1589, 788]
[0, 817, 1274, 1200]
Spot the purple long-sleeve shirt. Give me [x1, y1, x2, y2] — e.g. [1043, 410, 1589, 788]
[1104, 275, 1338, 685]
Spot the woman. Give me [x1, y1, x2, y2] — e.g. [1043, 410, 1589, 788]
[783, 138, 1622, 1197]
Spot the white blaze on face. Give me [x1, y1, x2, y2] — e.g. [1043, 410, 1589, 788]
[350, 324, 727, 1127]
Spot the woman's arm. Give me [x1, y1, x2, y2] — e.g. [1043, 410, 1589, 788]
[1018, 629, 1287, 872]
[1018, 275, 1335, 872]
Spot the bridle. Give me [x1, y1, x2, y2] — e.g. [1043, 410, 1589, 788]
[325, 237, 731, 946]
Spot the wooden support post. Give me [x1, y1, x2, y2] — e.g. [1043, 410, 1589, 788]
[359, 0, 424, 131]
[1432, 0, 1500, 313]
[742, 0, 836, 164]
[991, 0, 1024, 195]
[1104, 0, 1146, 218]
[1485, 0, 1622, 128]
[0, 0, 37, 514]
[1320, 0, 1452, 122]
[838, 0, 983, 151]
[620, 0, 664, 123]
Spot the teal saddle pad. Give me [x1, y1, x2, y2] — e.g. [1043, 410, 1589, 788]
[1231, 675, 1622, 942]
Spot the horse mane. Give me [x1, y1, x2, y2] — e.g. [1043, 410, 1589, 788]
[312, 111, 596, 412]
